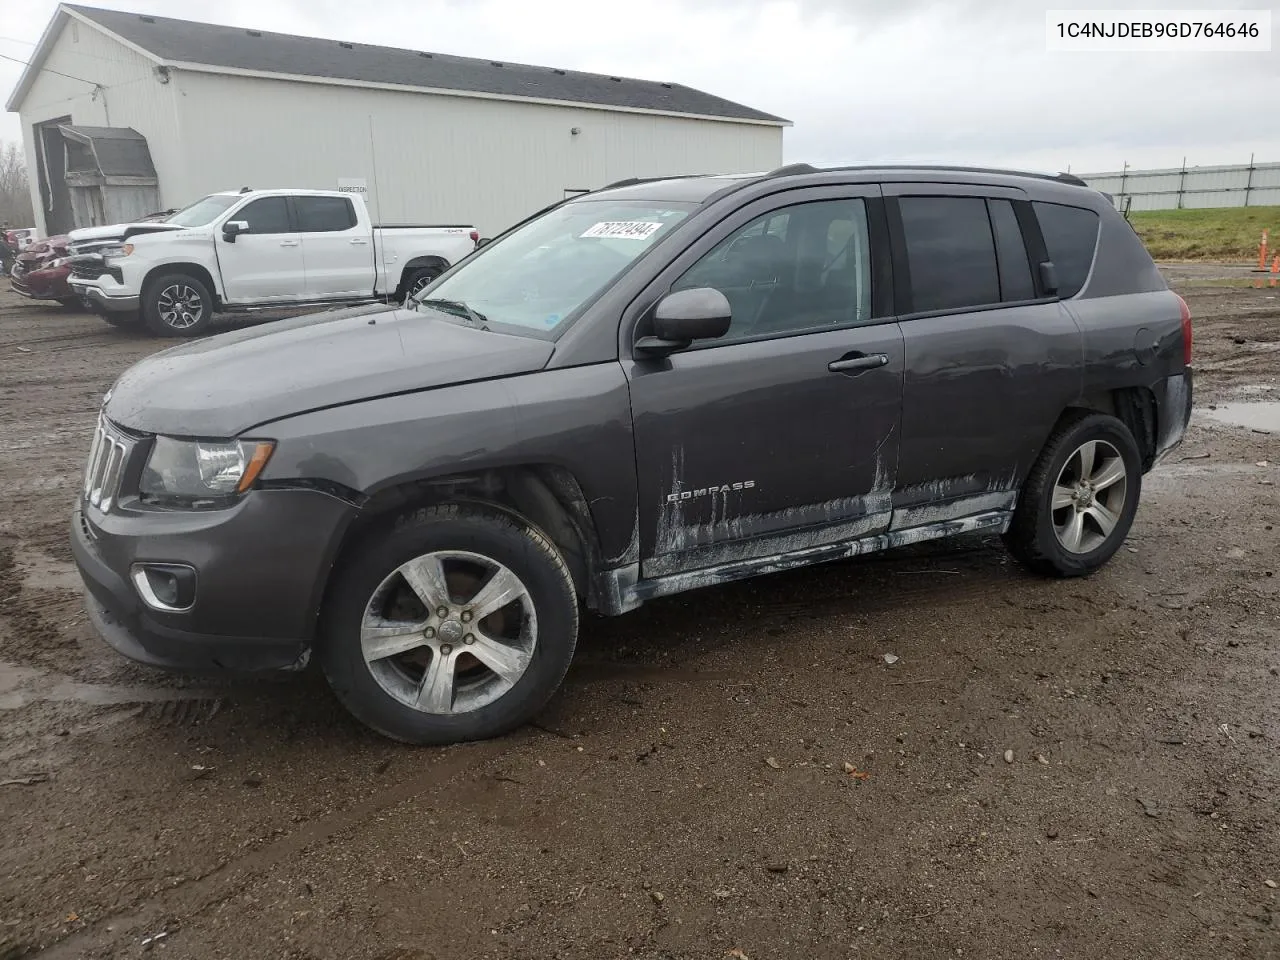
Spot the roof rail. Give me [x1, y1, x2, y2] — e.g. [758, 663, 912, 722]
[765, 163, 818, 178]
[759, 162, 1095, 188]
[602, 174, 705, 190]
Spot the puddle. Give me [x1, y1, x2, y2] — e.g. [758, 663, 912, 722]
[1201, 401, 1280, 433]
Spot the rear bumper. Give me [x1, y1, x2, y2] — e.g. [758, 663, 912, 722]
[1153, 369, 1193, 465]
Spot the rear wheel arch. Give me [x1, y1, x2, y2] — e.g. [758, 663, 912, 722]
[1053, 386, 1158, 471]
[396, 256, 450, 300]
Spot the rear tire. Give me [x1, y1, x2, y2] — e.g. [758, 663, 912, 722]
[143, 273, 214, 337]
[319, 503, 578, 745]
[1005, 413, 1142, 577]
[400, 265, 442, 304]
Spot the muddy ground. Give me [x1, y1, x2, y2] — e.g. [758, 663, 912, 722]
[0, 270, 1277, 960]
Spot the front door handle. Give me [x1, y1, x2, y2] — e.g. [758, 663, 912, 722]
[279, 239, 300, 247]
[828, 353, 889, 374]
[349, 238, 369, 245]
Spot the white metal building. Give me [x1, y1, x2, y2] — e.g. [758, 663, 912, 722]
[7, 5, 788, 237]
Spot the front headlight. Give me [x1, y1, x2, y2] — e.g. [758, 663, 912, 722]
[100, 243, 134, 259]
[140, 437, 275, 505]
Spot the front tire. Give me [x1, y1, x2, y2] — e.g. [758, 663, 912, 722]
[319, 504, 578, 745]
[143, 273, 214, 337]
[1005, 413, 1142, 577]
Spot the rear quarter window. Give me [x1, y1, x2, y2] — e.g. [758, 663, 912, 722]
[1033, 202, 1099, 298]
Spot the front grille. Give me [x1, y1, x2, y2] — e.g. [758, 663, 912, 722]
[71, 260, 103, 280]
[83, 415, 135, 513]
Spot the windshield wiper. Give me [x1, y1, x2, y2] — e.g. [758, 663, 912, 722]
[415, 297, 490, 330]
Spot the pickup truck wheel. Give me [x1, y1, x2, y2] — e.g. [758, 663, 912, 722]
[401, 266, 442, 303]
[143, 273, 213, 337]
[319, 503, 578, 745]
[1005, 413, 1141, 577]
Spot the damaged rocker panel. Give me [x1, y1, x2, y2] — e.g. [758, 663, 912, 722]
[597, 509, 1011, 614]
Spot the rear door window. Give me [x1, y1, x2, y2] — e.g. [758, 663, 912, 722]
[1033, 201, 1099, 298]
[899, 197, 1000, 313]
[295, 196, 357, 233]
[987, 199, 1036, 302]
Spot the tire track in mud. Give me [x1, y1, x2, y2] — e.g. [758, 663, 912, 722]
[31, 735, 521, 959]
[0, 538, 85, 674]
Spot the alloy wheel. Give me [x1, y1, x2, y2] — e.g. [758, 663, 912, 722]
[157, 284, 204, 329]
[1051, 439, 1128, 554]
[359, 550, 537, 714]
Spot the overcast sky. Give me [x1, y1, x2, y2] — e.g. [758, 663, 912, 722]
[2, 0, 1278, 174]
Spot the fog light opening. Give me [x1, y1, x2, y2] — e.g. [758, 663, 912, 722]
[130, 563, 197, 612]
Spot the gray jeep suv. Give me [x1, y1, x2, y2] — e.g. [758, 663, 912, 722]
[71, 164, 1193, 744]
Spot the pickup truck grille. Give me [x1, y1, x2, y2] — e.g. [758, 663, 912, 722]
[70, 260, 105, 280]
[83, 415, 136, 513]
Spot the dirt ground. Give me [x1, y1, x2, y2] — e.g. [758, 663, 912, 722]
[1, 270, 1277, 960]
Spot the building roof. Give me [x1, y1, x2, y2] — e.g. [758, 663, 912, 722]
[58, 125, 156, 177]
[8, 4, 787, 125]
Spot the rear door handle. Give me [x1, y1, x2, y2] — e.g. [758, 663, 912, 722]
[828, 353, 889, 374]
[279, 239, 299, 247]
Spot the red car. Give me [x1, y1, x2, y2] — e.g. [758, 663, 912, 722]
[9, 234, 78, 307]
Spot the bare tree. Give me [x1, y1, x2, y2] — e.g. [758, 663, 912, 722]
[0, 141, 36, 227]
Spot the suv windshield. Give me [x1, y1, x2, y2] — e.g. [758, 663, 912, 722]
[165, 195, 241, 228]
[414, 199, 696, 337]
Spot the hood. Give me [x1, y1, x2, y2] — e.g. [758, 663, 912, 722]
[105, 304, 555, 437]
[19, 235, 69, 261]
[68, 221, 185, 244]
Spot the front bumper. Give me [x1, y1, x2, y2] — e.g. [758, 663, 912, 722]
[11, 266, 72, 301]
[71, 489, 356, 674]
[69, 280, 139, 313]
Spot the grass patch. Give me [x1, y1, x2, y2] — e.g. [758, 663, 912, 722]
[1128, 205, 1280, 263]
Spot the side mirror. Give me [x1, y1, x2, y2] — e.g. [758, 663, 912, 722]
[654, 287, 733, 341]
[222, 220, 249, 243]
[1038, 260, 1059, 297]
[636, 287, 732, 358]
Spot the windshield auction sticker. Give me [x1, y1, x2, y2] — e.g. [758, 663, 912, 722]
[581, 221, 664, 240]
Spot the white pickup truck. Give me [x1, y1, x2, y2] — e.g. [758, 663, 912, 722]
[66, 189, 478, 336]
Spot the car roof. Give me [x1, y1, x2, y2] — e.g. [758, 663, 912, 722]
[208, 189, 352, 198]
[582, 163, 1097, 206]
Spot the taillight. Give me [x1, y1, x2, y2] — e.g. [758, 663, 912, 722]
[1177, 293, 1192, 366]
[469, 229, 479, 245]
